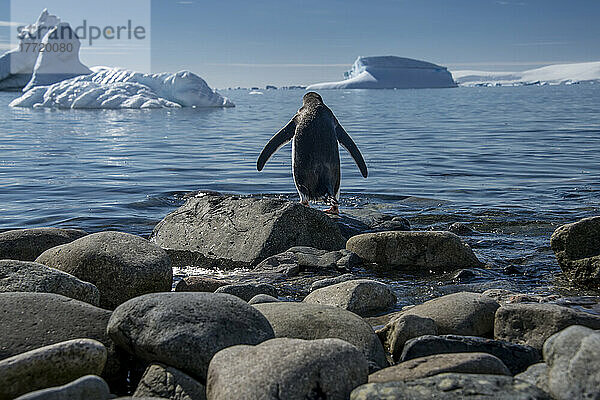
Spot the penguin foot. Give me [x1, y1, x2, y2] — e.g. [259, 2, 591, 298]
[324, 205, 339, 215]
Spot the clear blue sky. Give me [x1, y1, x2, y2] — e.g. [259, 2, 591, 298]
[1, 0, 599, 88]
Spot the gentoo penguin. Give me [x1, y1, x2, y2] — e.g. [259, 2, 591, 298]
[257, 92, 368, 214]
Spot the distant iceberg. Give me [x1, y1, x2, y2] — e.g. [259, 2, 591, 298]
[307, 56, 457, 89]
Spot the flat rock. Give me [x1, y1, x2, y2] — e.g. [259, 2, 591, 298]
[134, 363, 206, 400]
[248, 294, 280, 305]
[377, 314, 438, 362]
[206, 338, 368, 400]
[311, 273, 357, 291]
[0, 260, 99, 305]
[514, 363, 549, 393]
[107, 292, 274, 381]
[303, 279, 397, 317]
[0, 228, 87, 261]
[494, 303, 600, 350]
[346, 231, 482, 271]
[336, 210, 411, 240]
[214, 283, 278, 302]
[175, 277, 230, 292]
[36, 231, 172, 309]
[14, 375, 110, 400]
[0, 339, 106, 400]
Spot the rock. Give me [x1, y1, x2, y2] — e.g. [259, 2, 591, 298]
[174, 277, 230, 292]
[0, 339, 106, 400]
[311, 273, 357, 291]
[448, 222, 474, 235]
[514, 363, 549, 393]
[551, 216, 600, 286]
[0, 260, 100, 305]
[35, 231, 172, 309]
[107, 292, 274, 381]
[303, 279, 397, 317]
[377, 314, 438, 362]
[134, 363, 206, 400]
[214, 283, 278, 302]
[350, 373, 551, 400]
[336, 210, 411, 240]
[346, 231, 482, 271]
[364, 311, 404, 329]
[14, 375, 110, 400]
[149, 194, 346, 269]
[0, 228, 87, 261]
[494, 303, 600, 350]
[248, 294, 280, 305]
[369, 353, 510, 383]
[254, 247, 360, 277]
[206, 338, 368, 400]
[253, 302, 388, 371]
[400, 334, 540, 375]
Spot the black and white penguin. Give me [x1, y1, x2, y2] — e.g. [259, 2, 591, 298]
[257, 92, 368, 214]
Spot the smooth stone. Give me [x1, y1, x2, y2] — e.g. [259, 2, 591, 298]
[14, 375, 110, 400]
[107, 292, 275, 381]
[303, 279, 397, 317]
[174, 276, 230, 292]
[311, 273, 357, 291]
[369, 352, 510, 383]
[248, 294, 280, 305]
[0, 339, 106, 400]
[514, 363, 549, 393]
[377, 314, 438, 362]
[214, 283, 278, 302]
[0, 260, 100, 305]
[346, 231, 482, 271]
[206, 338, 368, 400]
[0, 228, 87, 261]
[494, 303, 600, 350]
[400, 334, 541, 375]
[134, 363, 206, 400]
[35, 231, 172, 309]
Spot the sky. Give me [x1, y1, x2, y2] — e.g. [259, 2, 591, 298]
[1, 0, 599, 88]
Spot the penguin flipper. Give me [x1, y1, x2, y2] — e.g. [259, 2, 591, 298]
[257, 118, 296, 171]
[335, 124, 368, 178]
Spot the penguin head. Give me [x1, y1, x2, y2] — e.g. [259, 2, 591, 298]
[302, 91, 323, 105]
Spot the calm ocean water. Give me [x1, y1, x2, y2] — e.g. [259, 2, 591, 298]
[1, 85, 599, 302]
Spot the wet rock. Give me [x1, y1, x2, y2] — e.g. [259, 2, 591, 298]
[174, 277, 230, 292]
[253, 302, 388, 371]
[400, 334, 541, 375]
[448, 222, 474, 235]
[248, 294, 280, 305]
[346, 231, 482, 271]
[452, 268, 477, 282]
[482, 289, 560, 305]
[303, 279, 397, 317]
[494, 303, 600, 350]
[551, 216, 600, 286]
[0, 260, 100, 305]
[377, 314, 438, 362]
[134, 363, 206, 400]
[206, 338, 368, 400]
[36, 231, 172, 309]
[150, 194, 346, 269]
[350, 373, 551, 400]
[336, 211, 411, 240]
[0, 339, 106, 400]
[14, 375, 110, 400]
[311, 273, 356, 291]
[215, 283, 278, 302]
[107, 292, 274, 381]
[369, 352, 510, 383]
[514, 363, 549, 393]
[0, 228, 87, 261]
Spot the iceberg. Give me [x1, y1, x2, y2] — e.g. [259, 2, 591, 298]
[306, 56, 457, 90]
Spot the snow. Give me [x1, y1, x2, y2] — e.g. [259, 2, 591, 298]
[307, 56, 457, 89]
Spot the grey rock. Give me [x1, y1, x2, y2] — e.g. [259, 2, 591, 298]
[0, 260, 100, 305]
[0, 339, 106, 400]
[35, 231, 172, 309]
[206, 338, 368, 400]
[174, 277, 230, 292]
[14, 375, 110, 400]
[494, 303, 600, 350]
[364, 311, 404, 330]
[0, 228, 87, 261]
[149, 194, 346, 268]
[448, 222, 474, 235]
[253, 302, 388, 372]
[369, 352, 510, 383]
[346, 231, 482, 271]
[400, 334, 541, 375]
[377, 314, 438, 362]
[107, 292, 275, 381]
[248, 294, 280, 305]
[351, 373, 551, 400]
[116, 398, 168, 400]
[311, 273, 357, 291]
[215, 283, 278, 302]
[514, 363, 549, 393]
[336, 210, 411, 240]
[134, 363, 206, 400]
[303, 279, 397, 317]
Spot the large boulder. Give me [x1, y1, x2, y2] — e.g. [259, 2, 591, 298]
[376, 314, 438, 362]
[0, 260, 99, 305]
[107, 292, 275, 381]
[346, 231, 482, 271]
[35, 231, 172, 309]
[14, 375, 110, 400]
[551, 216, 600, 286]
[134, 363, 206, 400]
[0, 339, 106, 400]
[149, 194, 346, 268]
[0, 228, 87, 261]
[206, 338, 368, 400]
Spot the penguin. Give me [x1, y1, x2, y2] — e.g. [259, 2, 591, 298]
[257, 92, 368, 214]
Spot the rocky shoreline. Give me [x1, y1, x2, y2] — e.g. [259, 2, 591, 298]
[1, 192, 599, 399]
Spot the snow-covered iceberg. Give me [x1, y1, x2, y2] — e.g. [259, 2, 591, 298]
[307, 56, 457, 89]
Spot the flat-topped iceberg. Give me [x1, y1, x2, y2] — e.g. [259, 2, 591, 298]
[307, 56, 457, 89]
[10, 67, 235, 109]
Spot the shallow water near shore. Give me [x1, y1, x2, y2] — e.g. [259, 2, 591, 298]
[1, 85, 600, 305]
